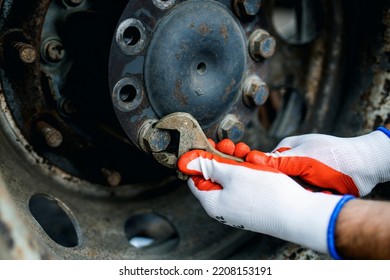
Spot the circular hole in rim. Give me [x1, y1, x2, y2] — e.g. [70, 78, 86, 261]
[29, 194, 79, 248]
[197, 62, 207, 74]
[123, 26, 141, 46]
[124, 213, 179, 252]
[272, 0, 324, 45]
[119, 84, 137, 103]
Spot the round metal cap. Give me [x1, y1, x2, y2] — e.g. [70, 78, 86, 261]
[144, 0, 247, 128]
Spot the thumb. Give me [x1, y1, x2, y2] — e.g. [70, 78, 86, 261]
[189, 176, 223, 191]
[178, 150, 232, 182]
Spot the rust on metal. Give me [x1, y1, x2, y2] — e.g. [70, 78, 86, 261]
[220, 24, 229, 43]
[173, 79, 188, 106]
[14, 42, 37, 64]
[197, 23, 212, 36]
[361, 8, 390, 132]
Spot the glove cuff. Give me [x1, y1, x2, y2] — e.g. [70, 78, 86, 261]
[377, 126, 390, 139]
[327, 195, 355, 260]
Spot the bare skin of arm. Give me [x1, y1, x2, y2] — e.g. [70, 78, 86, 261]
[335, 199, 390, 259]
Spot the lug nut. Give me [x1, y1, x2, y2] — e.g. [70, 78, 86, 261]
[217, 114, 245, 142]
[36, 121, 63, 148]
[243, 75, 269, 107]
[43, 40, 65, 63]
[139, 121, 171, 153]
[249, 29, 276, 60]
[101, 168, 122, 187]
[234, 0, 262, 18]
[14, 42, 37, 64]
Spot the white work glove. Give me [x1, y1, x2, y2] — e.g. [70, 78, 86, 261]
[178, 149, 354, 258]
[246, 128, 390, 196]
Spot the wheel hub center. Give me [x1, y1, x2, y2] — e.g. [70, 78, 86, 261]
[144, 0, 247, 128]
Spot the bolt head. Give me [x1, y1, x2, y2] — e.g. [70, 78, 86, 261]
[19, 46, 37, 63]
[218, 115, 245, 142]
[250, 29, 276, 60]
[139, 121, 171, 153]
[44, 40, 65, 63]
[101, 168, 122, 187]
[243, 76, 269, 107]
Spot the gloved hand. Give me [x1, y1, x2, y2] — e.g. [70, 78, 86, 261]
[178, 150, 353, 257]
[245, 128, 390, 196]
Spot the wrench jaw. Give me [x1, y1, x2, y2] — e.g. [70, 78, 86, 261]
[153, 113, 204, 180]
[152, 151, 189, 181]
[152, 112, 243, 180]
[152, 152, 177, 169]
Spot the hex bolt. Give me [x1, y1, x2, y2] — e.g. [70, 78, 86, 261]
[234, 0, 262, 18]
[243, 75, 269, 107]
[101, 168, 122, 187]
[217, 114, 245, 142]
[36, 121, 63, 148]
[43, 40, 65, 63]
[249, 29, 276, 60]
[13, 42, 37, 64]
[139, 121, 171, 153]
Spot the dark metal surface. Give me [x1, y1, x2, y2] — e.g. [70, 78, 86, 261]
[145, 0, 246, 128]
[109, 0, 271, 150]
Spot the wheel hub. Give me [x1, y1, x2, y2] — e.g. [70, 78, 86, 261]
[109, 0, 269, 150]
[144, 0, 246, 128]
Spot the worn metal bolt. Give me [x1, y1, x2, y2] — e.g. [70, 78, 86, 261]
[60, 98, 77, 116]
[64, 0, 84, 6]
[249, 29, 276, 60]
[217, 114, 245, 142]
[36, 121, 63, 148]
[101, 168, 122, 187]
[243, 75, 269, 107]
[14, 42, 37, 64]
[139, 121, 171, 153]
[44, 40, 65, 63]
[234, 0, 262, 18]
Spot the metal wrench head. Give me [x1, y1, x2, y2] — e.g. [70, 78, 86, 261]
[154, 112, 212, 158]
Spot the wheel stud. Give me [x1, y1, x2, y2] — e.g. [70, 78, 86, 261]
[217, 114, 245, 142]
[249, 29, 276, 60]
[234, 0, 262, 18]
[139, 121, 171, 153]
[36, 121, 63, 148]
[13, 42, 37, 64]
[243, 75, 269, 107]
[101, 168, 122, 187]
[43, 39, 65, 63]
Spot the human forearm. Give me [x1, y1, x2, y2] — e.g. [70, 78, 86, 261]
[335, 199, 390, 259]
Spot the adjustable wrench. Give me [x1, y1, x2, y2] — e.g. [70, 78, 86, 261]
[152, 112, 243, 179]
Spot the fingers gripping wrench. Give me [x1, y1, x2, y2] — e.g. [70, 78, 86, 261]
[153, 112, 322, 192]
[153, 112, 243, 179]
